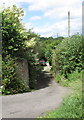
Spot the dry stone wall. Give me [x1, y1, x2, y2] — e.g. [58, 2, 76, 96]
[16, 59, 29, 88]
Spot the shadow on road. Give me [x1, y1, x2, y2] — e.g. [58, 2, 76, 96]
[36, 66, 53, 90]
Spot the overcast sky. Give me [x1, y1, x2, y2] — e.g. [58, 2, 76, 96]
[1, 0, 83, 37]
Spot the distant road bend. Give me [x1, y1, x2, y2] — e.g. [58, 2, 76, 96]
[2, 64, 70, 118]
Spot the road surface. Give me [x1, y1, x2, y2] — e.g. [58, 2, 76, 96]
[2, 65, 70, 118]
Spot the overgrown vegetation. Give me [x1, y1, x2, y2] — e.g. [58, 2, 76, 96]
[2, 5, 39, 95]
[2, 55, 30, 94]
[52, 35, 82, 78]
[37, 37, 63, 65]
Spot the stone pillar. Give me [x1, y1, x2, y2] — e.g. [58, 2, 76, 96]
[16, 59, 29, 88]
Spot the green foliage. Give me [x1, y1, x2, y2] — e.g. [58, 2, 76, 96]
[2, 5, 26, 58]
[2, 55, 29, 95]
[2, 55, 16, 87]
[55, 69, 82, 86]
[22, 32, 40, 89]
[26, 52, 37, 89]
[25, 52, 43, 89]
[52, 35, 82, 77]
[2, 5, 40, 94]
[38, 37, 63, 65]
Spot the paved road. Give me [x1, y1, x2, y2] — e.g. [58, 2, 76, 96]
[0, 96, 2, 119]
[2, 65, 70, 118]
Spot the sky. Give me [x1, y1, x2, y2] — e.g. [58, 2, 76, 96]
[1, 0, 83, 37]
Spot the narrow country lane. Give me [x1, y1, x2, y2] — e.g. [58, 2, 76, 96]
[2, 64, 70, 118]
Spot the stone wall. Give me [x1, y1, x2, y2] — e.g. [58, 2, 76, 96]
[16, 59, 29, 88]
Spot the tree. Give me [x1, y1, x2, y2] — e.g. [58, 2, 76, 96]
[2, 5, 25, 58]
[37, 37, 63, 65]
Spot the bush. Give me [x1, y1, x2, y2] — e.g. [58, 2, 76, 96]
[2, 5, 25, 58]
[24, 52, 37, 89]
[2, 55, 29, 95]
[52, 35, 82, 77]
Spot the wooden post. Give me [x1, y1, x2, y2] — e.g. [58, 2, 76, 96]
[68, 11, 70, 37]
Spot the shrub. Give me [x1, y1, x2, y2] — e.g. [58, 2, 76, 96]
[2, 55, 29, 95]
[2, 5, 25, 58]
[52, 35, 82, 77]
[24, 52, 37, 89]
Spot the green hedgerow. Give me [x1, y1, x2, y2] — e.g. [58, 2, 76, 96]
[2, 55, 29, 95]
[52, 35, 82, 77]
